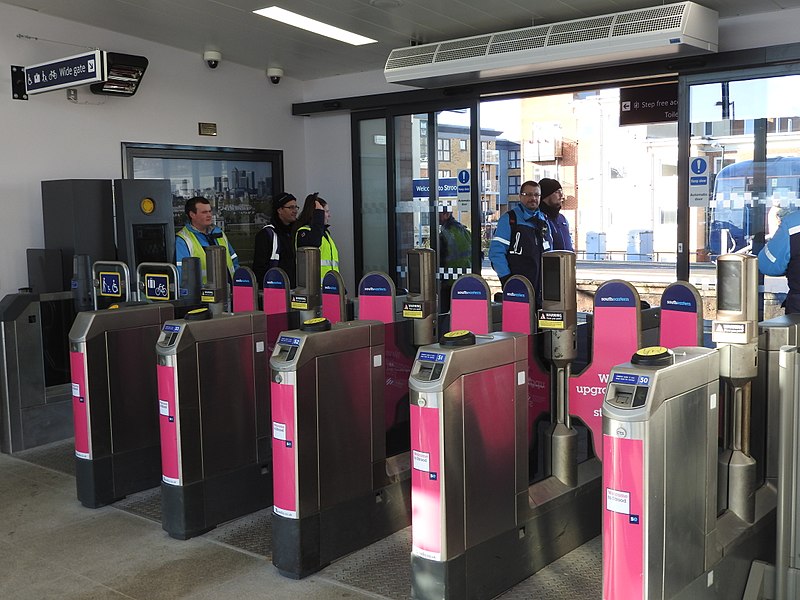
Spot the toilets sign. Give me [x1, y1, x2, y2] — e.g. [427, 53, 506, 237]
[689, 157, 710, 207]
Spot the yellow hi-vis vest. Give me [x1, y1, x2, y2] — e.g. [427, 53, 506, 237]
[177, 226, 235, 283]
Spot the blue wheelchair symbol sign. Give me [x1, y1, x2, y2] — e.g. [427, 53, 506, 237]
[458, 170, 470, 184]
[690, 158, 707, 175]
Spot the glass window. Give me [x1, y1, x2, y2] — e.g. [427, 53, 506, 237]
[480, 90, 679, 297]
[689, 74, 800, 318]
[437, 138, 451, 162]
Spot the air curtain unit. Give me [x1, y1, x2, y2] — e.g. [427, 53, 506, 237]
[384, 1, 717, 88]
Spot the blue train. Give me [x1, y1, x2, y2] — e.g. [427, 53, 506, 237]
[709, 156, 800, 256]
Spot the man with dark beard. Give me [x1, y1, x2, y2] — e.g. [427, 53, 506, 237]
[538, 178, 573, 251]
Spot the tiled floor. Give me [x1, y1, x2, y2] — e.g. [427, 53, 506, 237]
[1, 441, 605, 599]
[0, 450, 385, 600]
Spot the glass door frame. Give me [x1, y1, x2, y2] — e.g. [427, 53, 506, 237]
[352, 98, 482, 287]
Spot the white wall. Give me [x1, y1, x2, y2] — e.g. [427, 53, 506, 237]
[298, 71, 408, 292]
[0, 3, 306, 297]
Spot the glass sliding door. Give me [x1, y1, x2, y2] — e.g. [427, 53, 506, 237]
[392, 109, 478, 312]
[688, 72, 800, 318]
[357, 117, 389, 274]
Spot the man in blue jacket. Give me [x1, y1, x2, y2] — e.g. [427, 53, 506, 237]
[538, 178, 574, 251]
[489, 180, 551, 305]
[758, 208, 800, 314]
[176, 196, 239, 283]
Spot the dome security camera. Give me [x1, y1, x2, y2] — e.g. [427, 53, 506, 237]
[203, 50, 222, 69]
[267, 67, 283, 84]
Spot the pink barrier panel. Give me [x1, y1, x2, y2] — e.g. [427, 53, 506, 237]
[272, 378, 298, 518]
[263, 268, 290, 316]
[570, 282, 640, 454]
[411, 402, 442, 561]
[500, 277, 550, 448]
[322, 293, 341, 324]
[158, 363, 180, 485]
[70, 350, 90, 459]
[450, 299, 489, 334]
[450, 276, 490, 335]
[603, 434, 644, 600]
[232, 285, 255, 312]
[659, 282, 703, 348]
[232, 267, 257, 313]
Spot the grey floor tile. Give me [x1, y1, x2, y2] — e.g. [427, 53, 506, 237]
[0, 542, 73, 597]
[0, 470, 101, 543]
[6, 572, 135, 600]
[183, 565, 387, 600]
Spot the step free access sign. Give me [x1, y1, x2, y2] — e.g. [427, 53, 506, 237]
[689, 157, 710, 207]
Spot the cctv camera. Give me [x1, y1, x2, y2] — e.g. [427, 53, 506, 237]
[203, 50, 222, 69]
[267, 67, 283, 84]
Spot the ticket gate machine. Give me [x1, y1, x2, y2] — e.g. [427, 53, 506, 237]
[71, 303, 176, 507]
[0, 289, 74, 453]
[409, 328, 601, 600]
[603, 346, 720, 600]
[270, 319, 409, 578]
[603, 254, 777, 599]
[157, 309, 271, 539]
[743, 342, 800, 600]
[70, 262, 192, 508]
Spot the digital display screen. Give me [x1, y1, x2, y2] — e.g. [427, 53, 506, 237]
[133, 224, 169, 263]
[99, 272, 122, 297]
[408, 254, 421, 295]
[542, 256, 561, 303]
[718, 260, 742, 312]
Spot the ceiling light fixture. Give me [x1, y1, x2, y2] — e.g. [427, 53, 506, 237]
[253, 6, 378, 46]
[369, 0, 403, 8]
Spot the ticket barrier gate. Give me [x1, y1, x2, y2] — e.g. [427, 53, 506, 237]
[157, 309, 271, 539]
[743, 340, 800, 600]
[603, 254, 777, 599]
[271, 319, 411, 578]
[0, 289, 74, 453]
[603, 346, 720, 600]
[409, 329, 601, 600]
[71, 303, 176, 507]
[70, 262, 195, 508]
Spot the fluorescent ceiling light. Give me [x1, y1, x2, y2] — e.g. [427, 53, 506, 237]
[253, 6, 378, 46]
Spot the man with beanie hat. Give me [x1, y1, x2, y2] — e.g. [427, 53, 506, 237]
[253, 192, 299, 288]
[538, 178, 574, 251]
[489, 180, 552, 307]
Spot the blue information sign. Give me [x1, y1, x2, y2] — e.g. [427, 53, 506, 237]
[25, 50, 105, 95]
[145, 273, 170, 301]
[99, 272, 122, 298]
[412, 178, 458, 198]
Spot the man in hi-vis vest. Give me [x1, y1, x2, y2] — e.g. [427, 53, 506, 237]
[176, 196, 239, 282]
